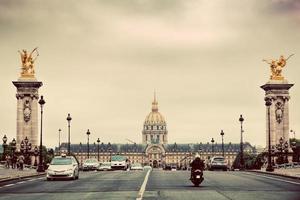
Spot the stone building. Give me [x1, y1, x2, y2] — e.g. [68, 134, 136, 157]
[57, 96, 256, 168]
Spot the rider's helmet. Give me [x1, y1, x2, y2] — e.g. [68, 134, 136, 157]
[195, 153, 200, 158]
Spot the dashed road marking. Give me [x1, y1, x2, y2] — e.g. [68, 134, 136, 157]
[136, 169, 151, 200]
[245, 172, 300, 185]
[3, 184, 15, 187]
[16, 181, 26, 184]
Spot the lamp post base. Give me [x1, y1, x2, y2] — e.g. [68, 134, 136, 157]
[266, 165, 274, 172]
[37, 164, 45, 172]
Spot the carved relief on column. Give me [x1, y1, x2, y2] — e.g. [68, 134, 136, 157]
[283, 96, 290, 145]
[30, 95, 39, 147]
[16, 94, 24, 147]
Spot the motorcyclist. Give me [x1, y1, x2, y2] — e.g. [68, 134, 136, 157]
[190, 153, 204, 179]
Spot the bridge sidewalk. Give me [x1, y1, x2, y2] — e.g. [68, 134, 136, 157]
[0, 165, 45, 182]
[250, 167, 300, 179]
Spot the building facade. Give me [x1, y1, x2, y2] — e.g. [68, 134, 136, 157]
[58, 96, 256, 168]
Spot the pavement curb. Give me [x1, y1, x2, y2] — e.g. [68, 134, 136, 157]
[0, 172, 46, 183]
[247, 170, 300, 180]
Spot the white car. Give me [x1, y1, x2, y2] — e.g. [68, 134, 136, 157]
[82, 159, 100, 171]
[207, 156, 227, 171]
[130, 163, 143, 170]
[143, 165, 152, 170]
[97, 162, 112, 171]
[47, 155, 79, 180]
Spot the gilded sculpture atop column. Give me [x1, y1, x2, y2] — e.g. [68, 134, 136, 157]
[263, 54, 294, 80]
[18, 47, 39, 78]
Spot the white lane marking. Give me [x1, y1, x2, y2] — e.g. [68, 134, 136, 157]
[3, 184, 15, 187]
[136, 170, 151, 200]
[16, 181, 26, 184]
[245, 172, 300, 185]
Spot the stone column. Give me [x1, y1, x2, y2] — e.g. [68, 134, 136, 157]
[13, 80, 43, 148]
[261, 80, 293, 149]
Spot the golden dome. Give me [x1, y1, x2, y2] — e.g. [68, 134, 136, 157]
[144, 93, 166, 125]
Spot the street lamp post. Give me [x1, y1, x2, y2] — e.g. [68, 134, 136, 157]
[97, 138, 100, 162]
[108, 142, 112, 162]
[276, 137, 284, 164]
[11, 138, 17, 168]
[220, 130, 225, 157]
[239, 114, 245, 170]
[284, 141, 289, 163]
[34, 146, 38, 166]
[265, 97, 274, 172]
[66, 114, 72, 156]
[86, 129, 90, 159]
[20, 137, 31, 165]
[37, 95, 45, 172]
[290, 129, 296, 139]
[211, 138, 215, 157]
[2, 135, 8, 161]
[58, 129, 61, 155]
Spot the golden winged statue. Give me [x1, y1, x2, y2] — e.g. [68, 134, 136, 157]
[18, 48, 39, 78]
[263, 54, 294, 80]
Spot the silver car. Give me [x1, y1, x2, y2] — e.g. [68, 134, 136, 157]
[47, 155, 79, 180]
[82, 159, 100, 171]
[207, 156, 227, 171]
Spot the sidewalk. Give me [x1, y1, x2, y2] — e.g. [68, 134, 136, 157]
[0, 165, 45, 182]
[251, 167, 300, 179]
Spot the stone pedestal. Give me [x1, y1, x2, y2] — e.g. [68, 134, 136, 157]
[12, 79, 43, 148]
[261, 80, 293, 149]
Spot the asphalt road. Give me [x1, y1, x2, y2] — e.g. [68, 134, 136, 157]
[0, 170, 299, 200]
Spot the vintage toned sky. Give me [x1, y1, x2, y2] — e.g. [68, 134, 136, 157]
[0, 0, 299, 148]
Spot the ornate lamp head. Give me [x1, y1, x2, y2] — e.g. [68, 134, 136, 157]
[239, 115, 244, 123]
[220, 130, 224, 136]
[66, 113, 72, 122]
[2, 135, 7, 144]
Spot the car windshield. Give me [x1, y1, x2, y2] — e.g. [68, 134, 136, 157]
[111, 155, 126, 162]
[85, 159, 97, 163]
[213, 158, 224, 162]
[51, 157, 72, 165]
[101, 163, 111, 166]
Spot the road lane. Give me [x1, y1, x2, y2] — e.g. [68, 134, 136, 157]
[144, 170, 300, 200]
[1, 170, 299, 200]
[0, 170, 148, 200]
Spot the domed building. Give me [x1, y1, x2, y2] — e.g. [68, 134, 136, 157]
[59, 94, 256, 169]
[142, 94, 168, 144]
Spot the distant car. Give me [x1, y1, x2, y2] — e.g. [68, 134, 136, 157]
[82, 159, 100, 171]
[207, 156, 227, 171]
[143, 165, 152, 170]
[130, 163, 143, 170]
[171, 165, 177, 171]
[164, 165, 171, 170]
[46, 154, 79, 180]
[98, 162, 111, 171]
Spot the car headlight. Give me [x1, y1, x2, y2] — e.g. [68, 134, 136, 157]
[47, 169, 54, 173]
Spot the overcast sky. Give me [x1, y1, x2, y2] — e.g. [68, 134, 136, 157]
[0, 0, 299, 149]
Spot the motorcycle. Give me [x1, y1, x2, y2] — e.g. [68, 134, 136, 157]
[190, 169, 204, 187]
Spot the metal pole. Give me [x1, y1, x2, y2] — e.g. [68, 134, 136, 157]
[87, 134, 90, 159]
[97, 138, 100, 162]
[221, 130, 224, 157]
[66, 114, 72, 156]
[58, 129, 61, 154]
[37, 96, 45, 172]
[68, 122, 70, 155]
[239, 115, 244, 170]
